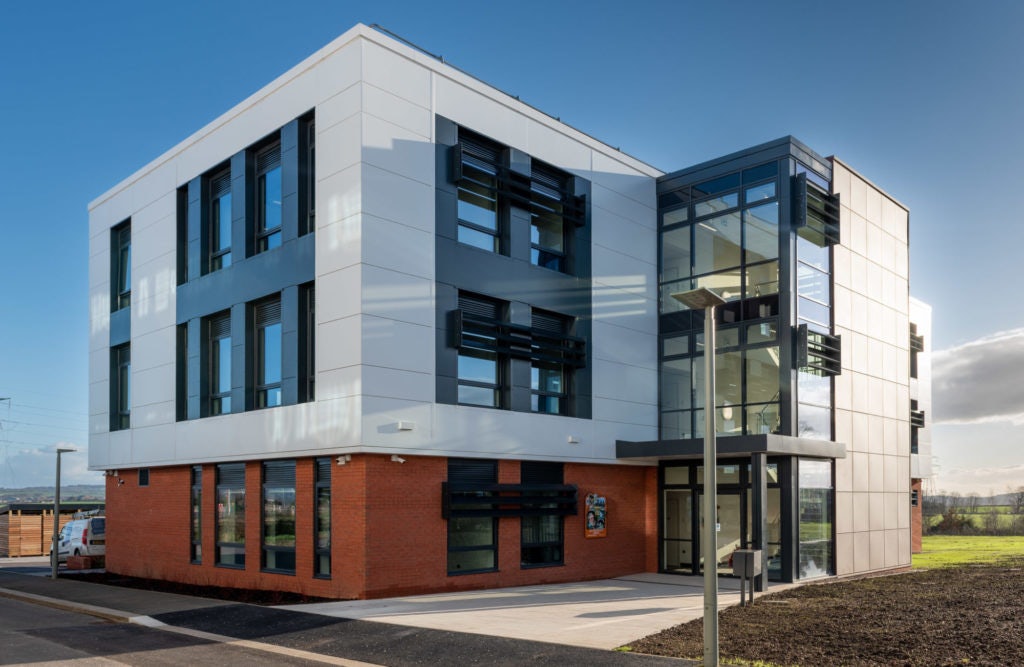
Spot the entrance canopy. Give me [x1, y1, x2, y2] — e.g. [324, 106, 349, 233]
[615, 433, 846, 462]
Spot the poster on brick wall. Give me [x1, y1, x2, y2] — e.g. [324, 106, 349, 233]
[584, 493, 606, 538]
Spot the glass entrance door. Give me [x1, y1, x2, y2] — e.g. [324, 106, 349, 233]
[663, 489, 693, 572]
[698, 491, 748, 575]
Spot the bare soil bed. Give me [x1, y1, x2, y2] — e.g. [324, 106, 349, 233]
[628, 557, 1024, 666]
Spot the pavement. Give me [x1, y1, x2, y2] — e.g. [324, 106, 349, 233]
[0, 556, 795, 665]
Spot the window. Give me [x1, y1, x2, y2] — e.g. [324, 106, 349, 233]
[456, 293, 504, 408]
[447, 458, 498, 574]
[798, 459, 833, 579]
[111, 221, 131, 311]
[255, 143, 282, 252]
[314, 457, 330, 577]
[208, 168, 232, 271]
[450, 127, 584, 272]
[302, 119, 316, 236]
[299, 283, 315, 403]
[207, 312, 231, 416]
[531, 310, 571, 415]
[530, 164, 567, 272]
[110, 344, 130, 431]
[262, 460, 296, 573]
[216, 463, 245, 567]
[911, 489, 920, 507]
[910, 324, 924, 379]
[138, 468, 149, 487]
[176, 324, 188, 422]
[911, 399, 925, 454]
[190, 466, 202, 563]
[254, 297, 282, 408]
[454, 131, 502, 253]
[521, 462, 564, 568]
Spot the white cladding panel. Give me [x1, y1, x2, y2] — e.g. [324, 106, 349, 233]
[86, 24, 665, 470]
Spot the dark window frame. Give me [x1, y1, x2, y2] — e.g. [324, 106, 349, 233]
[190, 465, 202, 564]
[110, 343, 130, 431]
[262, 460, 296, 574]
[215, 463, 245, 568]
[253, 296, 283, 409]
[207, 312, 232, 416]
[207, 166, 233, 273]
[314, 457, 331, 578]
[138, 468, 149, 487]
[255, 142, 283, 253]
[299, 283, 316, 403]
[302, 117, 316, 236]
[520, 462, 565, 568]
[111, 220, 131, 312]
[447, 458, 499, 576]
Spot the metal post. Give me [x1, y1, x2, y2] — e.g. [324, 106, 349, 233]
[671, 287, 725, 667]
[51, 451, 61, 580]
[702, 304, 718, 667]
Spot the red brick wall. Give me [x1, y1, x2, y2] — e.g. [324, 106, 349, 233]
[106, 456, 659, 600]
[911, 479, 923, 553]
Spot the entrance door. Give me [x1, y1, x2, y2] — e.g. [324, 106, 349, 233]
[698, 491, 746, 575]
[662, 489, 692, 572]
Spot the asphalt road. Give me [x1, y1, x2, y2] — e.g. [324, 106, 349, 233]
[0, 596, 329, 666]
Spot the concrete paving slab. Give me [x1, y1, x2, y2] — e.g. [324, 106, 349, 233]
[287, 573, 798, 650]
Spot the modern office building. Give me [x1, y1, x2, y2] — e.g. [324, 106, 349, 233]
[88, 24, 928, 599]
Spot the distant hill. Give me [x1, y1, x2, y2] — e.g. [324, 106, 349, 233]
[0, 484, 105, 504]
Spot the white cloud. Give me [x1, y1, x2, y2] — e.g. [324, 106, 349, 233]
[931, 463, 1024, 497]
[933, 328, 1024, 425]
[0, 443, 102, 489]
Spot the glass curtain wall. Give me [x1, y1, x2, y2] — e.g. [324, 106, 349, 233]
[795, 166, 834, 440]
[659, 161, 782, 438]
[798, 458, 833, 578]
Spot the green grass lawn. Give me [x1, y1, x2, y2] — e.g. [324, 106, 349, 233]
[914, 535, 1024, 569]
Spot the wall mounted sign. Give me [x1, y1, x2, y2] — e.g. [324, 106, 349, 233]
[585, 493, 606, 538]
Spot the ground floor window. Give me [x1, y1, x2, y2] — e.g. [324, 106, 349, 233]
[314, 457, 331, 577]
[262, 460, 296, 573]
[797, 458, 833, 579]
[216, 463, 245, 567]
[661, 460, 785, 581]
[190, 466, 202, 563]
[520, 461, 564, 567]
[447, 458, 497, 574]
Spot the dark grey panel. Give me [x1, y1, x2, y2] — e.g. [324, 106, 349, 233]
[616, 434, 846, 460]
[109, 308, 130, 347]
[231, 150, 251, 260]
[280, 285, 299, 406]
[187, 177, 203, 282]
[186, 318, 201, 420]
[175, 234, 314, 323]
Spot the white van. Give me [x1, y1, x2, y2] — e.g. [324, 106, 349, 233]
[53, 515, 106, 563]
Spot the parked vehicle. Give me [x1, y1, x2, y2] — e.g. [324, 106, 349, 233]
[51, 514, 106, 563]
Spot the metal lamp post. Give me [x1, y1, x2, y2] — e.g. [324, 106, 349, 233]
[671, 287, 726, 667]
[51, 446, 78, 580]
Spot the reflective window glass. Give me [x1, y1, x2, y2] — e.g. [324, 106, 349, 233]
[745, 261, 779, 300]
[798, 296, 831, 327]
[798, 262, 831, 305]
[746, 346, 780, 403]
[695, 269, 742, 303]
[798, 403, 831, 440]
[797, 230, 830, 271]
[744, 202, 779, 264]
[798, 369, 831, 407]
[663, 334, 689, 357]
[661, 226, 691, 282]
[458, 353, 497, 384]
[715, 350, 742, 407]
[693, 212, 742, 275]
[695, 192, 738, 218]
[747, 403, 781, 435]
[662, 207, 688, 227]
[716, 326, 739, 349]
[744, 182, 775, 203]
[661, 358, 693, 411]
[747, 321, 778, 344]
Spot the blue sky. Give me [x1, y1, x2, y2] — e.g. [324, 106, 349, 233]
[1, 1, 1021, 492]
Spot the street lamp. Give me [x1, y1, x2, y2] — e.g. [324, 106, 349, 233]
[51, 445, 78, 580]
[672, 287, 726, 667]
